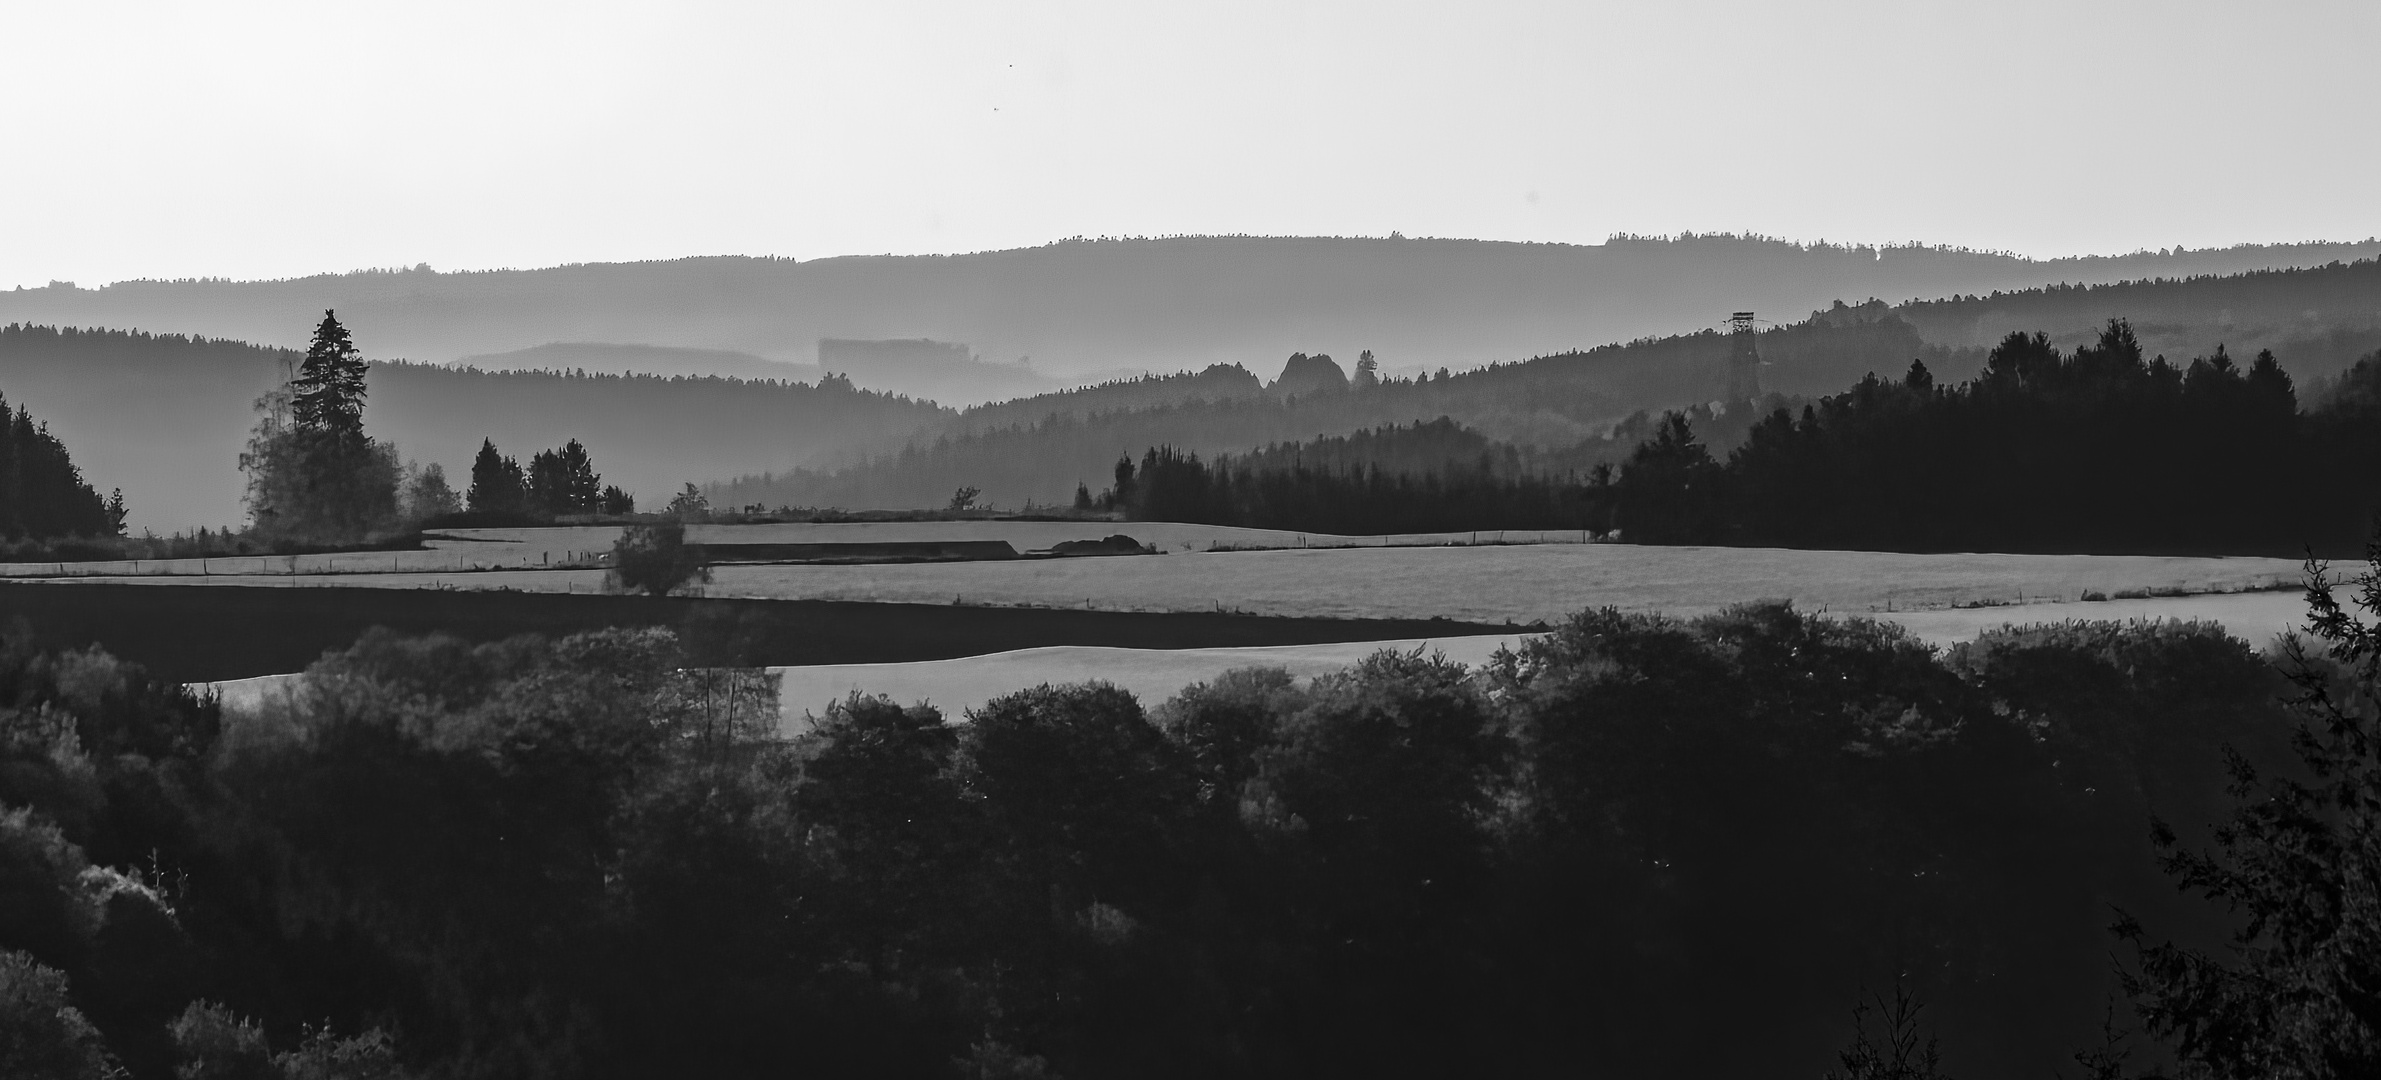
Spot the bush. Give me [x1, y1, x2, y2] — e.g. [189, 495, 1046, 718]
[607, 521, 711, 597]
[272, 1025, 409, 1080]
[168, 1001, 273, 1080]
[0, 951, 117, 1080]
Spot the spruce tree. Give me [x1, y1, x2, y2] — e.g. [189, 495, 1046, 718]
[290, 311, 369, 439]
[524, 441, 603, 516]
[527, 448, 567, 515]
[2120, 543, 2381, 1074]
[239, 313, 399, 541]
[556, 439, 602, 513]
[466, 438, 528, 514]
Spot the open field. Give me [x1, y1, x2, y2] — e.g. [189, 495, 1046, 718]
[55, 542, 2308, 624]
[0, 522, 1602, 579]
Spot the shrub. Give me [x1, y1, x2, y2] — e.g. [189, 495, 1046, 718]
[606, 522, 711, 597]
[0, 951, 116, 1080]
[168, 1001, 273, 1080]
[274, 1025, 409, 1080]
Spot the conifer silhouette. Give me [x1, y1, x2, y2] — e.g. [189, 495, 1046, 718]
[290, 311, 369, 439]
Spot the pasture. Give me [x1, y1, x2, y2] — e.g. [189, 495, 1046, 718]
[64, 540, 2307, 625]
[0, 521, 1603, 580]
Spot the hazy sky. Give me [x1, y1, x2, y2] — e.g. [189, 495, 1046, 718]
[4, 0, 2374, 289]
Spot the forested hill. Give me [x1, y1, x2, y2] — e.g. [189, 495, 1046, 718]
[947, 363, 1268, 433]
[6, 235, 2373, 394]
[709, 313, 1949, 511]
[458, 341, 825, 383]
[735, 257, 2381, 514]
[925, 256, 2381, 438]
[1893, 256, 2381, 376]
[23, 256, 2381, 525]
[0, 325, 948, 530]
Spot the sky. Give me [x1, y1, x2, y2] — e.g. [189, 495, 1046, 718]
[2, 0, 2376, 290]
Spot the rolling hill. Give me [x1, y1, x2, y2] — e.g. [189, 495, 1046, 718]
[716, 258, 2381, 511]
[7, 234, 2376, 403]
[13, 248, 2381, 528]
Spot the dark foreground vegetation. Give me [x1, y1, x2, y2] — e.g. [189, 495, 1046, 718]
[2, 550, 2378, 1077]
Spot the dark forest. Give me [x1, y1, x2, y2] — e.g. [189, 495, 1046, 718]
[0, 388, 123, 544]
[1071, 325, 2381, 558]
[1618, 322, 2381, 555]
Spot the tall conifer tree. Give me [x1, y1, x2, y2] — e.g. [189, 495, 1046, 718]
[290, 311, 369, 439]
[466, 438, 528, 514]
[241, 312, 399, 541]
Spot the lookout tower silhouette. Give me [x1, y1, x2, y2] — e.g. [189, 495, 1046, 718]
[1724, 311, 1765, 401]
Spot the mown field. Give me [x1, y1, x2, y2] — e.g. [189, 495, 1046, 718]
[10, 526, 2321, 710]
[68, 542, 2304, 623]
[0, 522, 1601, 579]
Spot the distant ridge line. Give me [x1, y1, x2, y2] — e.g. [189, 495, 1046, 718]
[17, 233, 2380, 292]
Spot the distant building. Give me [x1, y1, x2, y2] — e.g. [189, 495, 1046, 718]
[1724, 312, 1764, 401]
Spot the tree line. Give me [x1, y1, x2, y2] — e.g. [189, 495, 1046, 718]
[1616, 321, 2381, 554]
[1082, 418, 1607, 533]
[461, 437, 635, 521]
[4, 557, 2378, 1077]
[0, 389, 124, 546]
[1069, 324, 2381, 556]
